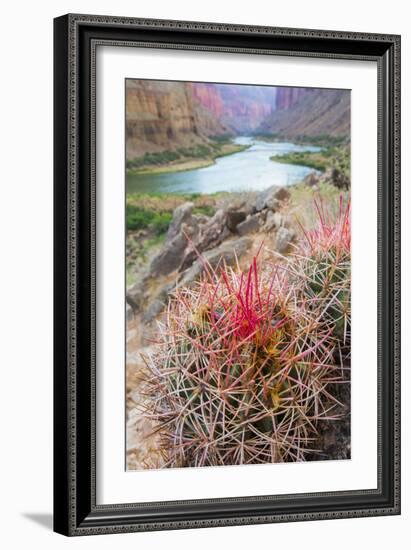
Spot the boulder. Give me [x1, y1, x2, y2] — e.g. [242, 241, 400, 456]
[254, 186, 279, 212]
[192, 213, 209, 226]
[254, 185, 290, 212]
[237, 213, 261, 236]
[166, 202, 194, 241]
[275, 227, 295, 253]
[179, 237, 252, 288]
[149, 231, 188, 277]
[178, 209, 227, 272]
[201, 209, 227, 245]
[263, 211, 282, 232]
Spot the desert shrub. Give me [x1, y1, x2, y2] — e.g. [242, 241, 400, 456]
[126, 204, 172, 233]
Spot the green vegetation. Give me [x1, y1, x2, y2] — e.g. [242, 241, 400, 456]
[126, 192, 218, 233]
[293, 135, 348, 147]
[271, 144, 350, 180]
[126, 204, 172, 233]
[209, 134, 234, 144]
[126, 140, 250, 175]
[256, 133, 348, 148]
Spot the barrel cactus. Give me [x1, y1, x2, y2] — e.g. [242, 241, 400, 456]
[289, 198, 351, 354]
[141, 196, 351, 468]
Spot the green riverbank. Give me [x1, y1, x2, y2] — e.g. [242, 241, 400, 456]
[127, 142, 250, 176]
[270, 144, 350, 177]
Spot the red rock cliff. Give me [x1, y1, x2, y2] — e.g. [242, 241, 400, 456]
[126, 80, 229, 159]
[191, 83, 276, 134]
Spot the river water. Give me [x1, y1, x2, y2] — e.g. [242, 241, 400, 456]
[126, 137, 321, 195]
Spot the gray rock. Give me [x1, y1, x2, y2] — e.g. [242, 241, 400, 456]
[254, 186, 279, 212]
[142, 299, 166, 324]
[126, 279, 146, 311]
[237, 213, 261, 236]
[141, 282, 176, 324]
[178, 209, 227, 272]
[179, 237, 252, 288]
[225, 197, 255, 215]
[254, 185, 290, 212]
[226, 209, 247, 232]
[166, 202, 194, 241]
[192, 213, 209, 226]
[275, 227, 295, 253]
[263, 211, 281, 232]
[203, 209, 227, 241]
[155, 281, 175, 302]
[149, 232, 188, 277]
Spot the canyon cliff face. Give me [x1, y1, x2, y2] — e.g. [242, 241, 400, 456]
[259, 88, 350, 138]
[189, 83, 224, 118]
[275, 87, 312, 110]
[126, 80, 230, 159]
[192, 83, 276, 134]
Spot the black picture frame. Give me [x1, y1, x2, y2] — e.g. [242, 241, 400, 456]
[53, 13, 401, 536]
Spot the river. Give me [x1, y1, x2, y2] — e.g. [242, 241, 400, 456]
[126, 137, 321, 195]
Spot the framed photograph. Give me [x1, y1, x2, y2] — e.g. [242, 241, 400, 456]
[53, 14, 401, 536]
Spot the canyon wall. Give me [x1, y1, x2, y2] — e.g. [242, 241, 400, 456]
[126, 80, 230, 159]
[260, 88, 350, 138]
[192, 83, 276, 134]
[275, 87, 312, 110]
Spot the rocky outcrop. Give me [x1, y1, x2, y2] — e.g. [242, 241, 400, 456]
[178, 237, 253, 288]
[254, 185, 290, 212]
[127, 186, 293, 325]
[166, 202, 195, 241]
[149, 233, 189, 277]
[237, 213, 262, 236]
[178, 209, 229, 272]
[259, 88, 350, 138]
[263, 211, 287, 232]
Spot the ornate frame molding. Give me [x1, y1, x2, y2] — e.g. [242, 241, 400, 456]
[54, 14, 401, 536]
